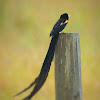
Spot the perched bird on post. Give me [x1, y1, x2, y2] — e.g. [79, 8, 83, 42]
[14, 13, 70, 100]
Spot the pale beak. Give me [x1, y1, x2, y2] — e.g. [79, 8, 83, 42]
[68, 15, 70, 17]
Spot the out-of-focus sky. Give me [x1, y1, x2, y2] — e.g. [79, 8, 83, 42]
[0, 0, 100, 100]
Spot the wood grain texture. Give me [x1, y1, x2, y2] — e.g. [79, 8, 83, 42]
[55, 33, 82, 100]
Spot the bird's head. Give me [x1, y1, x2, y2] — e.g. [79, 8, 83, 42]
[60, 13, 70, 22]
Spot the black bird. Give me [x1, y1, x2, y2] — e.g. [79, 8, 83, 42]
[50, 13, 70, 37]
[14, 13, 70, 100]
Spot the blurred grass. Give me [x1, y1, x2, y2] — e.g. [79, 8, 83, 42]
[0, 0, 100, 100]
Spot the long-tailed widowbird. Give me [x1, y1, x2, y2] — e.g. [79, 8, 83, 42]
[14, 13, 70, 100]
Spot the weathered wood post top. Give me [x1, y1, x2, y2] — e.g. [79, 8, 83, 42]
[55, 33, 82, 100]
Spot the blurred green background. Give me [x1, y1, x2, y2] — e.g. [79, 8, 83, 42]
[0, 0, 100, 100]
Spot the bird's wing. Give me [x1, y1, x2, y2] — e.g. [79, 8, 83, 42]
[50, 20, 68, 37]
[50, 18, 65, 36]
[14, 35, 59, 100]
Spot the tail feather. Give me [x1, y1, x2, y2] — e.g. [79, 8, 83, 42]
[14, 77, 39, 97]
[23, 73, 48, 100]
[14, 34, 59, 100]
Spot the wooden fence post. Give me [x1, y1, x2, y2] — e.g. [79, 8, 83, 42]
[54, 33, 82, 100]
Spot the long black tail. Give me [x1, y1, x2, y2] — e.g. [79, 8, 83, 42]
[14, 34, 59, 100]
